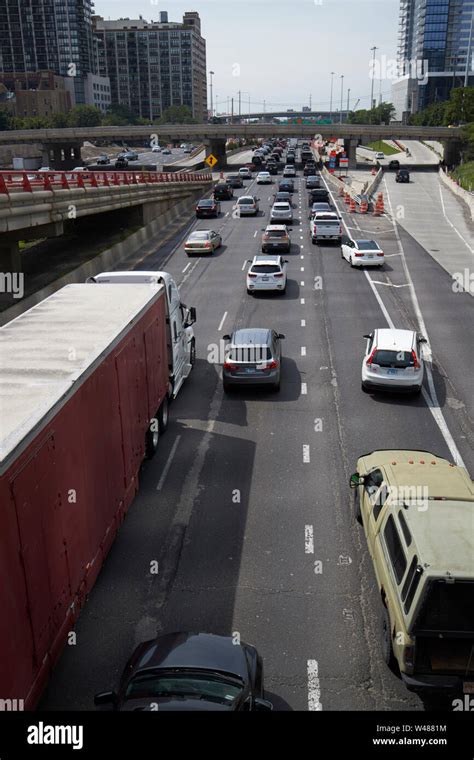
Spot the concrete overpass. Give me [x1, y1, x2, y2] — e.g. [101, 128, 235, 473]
[0, 124, 463, 169]
[0, 170, 212, 270]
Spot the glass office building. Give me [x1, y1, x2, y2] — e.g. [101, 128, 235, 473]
[392, 0, 474, 120]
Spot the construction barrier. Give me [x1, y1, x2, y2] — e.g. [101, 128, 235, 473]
[344, 191, 351, 205]
[349, 197, 357, 213]
[360, 196, 369, 214]
[373, 192, 385, 216]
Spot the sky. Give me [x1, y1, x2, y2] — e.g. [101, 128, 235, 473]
[94, 0, 400, 113]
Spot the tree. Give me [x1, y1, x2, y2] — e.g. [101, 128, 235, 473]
[444, 86, 474, 126]
[348, 102, 395, 125]
[156, 105, 196, 124]
[67, 105, 102, 127]
[102, 103, 138, 126]
[0, 108, 12, 131]
[50, 112, 69, 128]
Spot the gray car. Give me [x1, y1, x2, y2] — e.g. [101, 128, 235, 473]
[222, 328, 285, 392]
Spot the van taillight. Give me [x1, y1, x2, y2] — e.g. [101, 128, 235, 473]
[248, 273, 257, 278]
[366, 348, 377, 366]
[274, 272, 284, 278]
[224, 360, 237, 371]
[412, 350, 420, 369]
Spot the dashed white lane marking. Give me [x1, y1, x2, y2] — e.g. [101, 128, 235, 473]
[156, 435, 181, 491]
[301, 346, 307, 356]
[301, 280, 305, 286]
[182, 262, 191, 273]
[307, 660, 323, 711]
[218, 311, 228, 331]
[301, 381, 307, 394]
[301, 254, 304, 259]
[370, 280, 410, 288]
[225, 211, 229, 217]
[301, 319, 306, 327]
[241, 260, 247, 271]
[253, 230, 258, 238]
[301, 266, 305, 271]
[305, 525, 314, 554]
[438, 185, 474, 254]
[301, 297, 305, 304]
[303, 444, 310, 463]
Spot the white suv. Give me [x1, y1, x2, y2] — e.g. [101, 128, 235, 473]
[361, 328, 427, 394]
[246, 255, 288, 294]
[270, 202, 293, 224]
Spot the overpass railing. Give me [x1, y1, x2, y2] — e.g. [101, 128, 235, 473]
[0, 170, 212, 196]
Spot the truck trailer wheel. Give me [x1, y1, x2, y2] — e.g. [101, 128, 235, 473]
[145, 418, 160, 459]
[158, 397, 169, 433]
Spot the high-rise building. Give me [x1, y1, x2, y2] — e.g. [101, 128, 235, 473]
[93, 12, 207, 122]
[392, 0, 474, 121]
[0, 0, 109, 106]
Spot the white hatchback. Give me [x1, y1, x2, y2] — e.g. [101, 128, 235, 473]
[341, 238, 384, 267]
[256, 172, 272, 184]
[361, 328, 426, 394]
[246, 255, 288, 294]
[237, 195, 260, 216]
[283, 165, 296, 177]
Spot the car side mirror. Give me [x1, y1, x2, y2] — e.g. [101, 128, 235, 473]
[247, 260, 253, 263]
[253, 698, 273, 712]
[186, 307, 197, 326]
[222, 334, 231, 341]
[418, 336, 427, 343]
[277, 333, 285, 339]
[284, 259, 289, 263]
[363, 334, 371, 339]
[94, 691, 117, 707]
[349, 473, 363, 489]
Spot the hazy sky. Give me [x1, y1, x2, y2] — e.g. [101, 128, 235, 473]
[94, 0, 400, 113]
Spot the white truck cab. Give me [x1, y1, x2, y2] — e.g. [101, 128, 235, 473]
[86, 270, 196, 398]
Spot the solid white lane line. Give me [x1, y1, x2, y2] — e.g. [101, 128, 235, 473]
[303, 445, 310, 463]
[301, 346, 307, 356]
[182, 262, 191, 273]
[301, 382, 307, 395]
[305, 525, 314, 554]
[301, 319, 306, 327]
[156, 435, 181, 491]
[218, 312, 228, 331]
[363, 271, 395, 329]
[438, 186, 474, 254]
[307, 660, 323, 711]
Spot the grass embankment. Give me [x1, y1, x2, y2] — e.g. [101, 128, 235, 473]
[451, 161, 474, 192]
[366, 140, 400, 156]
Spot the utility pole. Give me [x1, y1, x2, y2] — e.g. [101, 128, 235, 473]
[465, 11, 473, 87]
[329, 71, 335, 122]
[309, 93, 312, 110]
[238, 90, 241, 119]
[370, 46, 378, 113]
[231, 97, 234, 124]
[347, 88, 350, 115]
[340, 74, 344, 123]
[209, 70, 215, 118]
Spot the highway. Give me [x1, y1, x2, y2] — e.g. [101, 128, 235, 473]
[40, 146, 473, 712]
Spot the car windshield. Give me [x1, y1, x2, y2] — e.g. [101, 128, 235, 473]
[413, 580, 474, 634]
[357, 240, 379, 250]
[190, 232, 210, 240]
[251, 264, 281, 273]
[266, 229, 287, 237]
[198, 200, 213, 207]
[275, 193, 290, 201]
[273, 204, 290, 210]
[372, 350, 414, 368]
[238, 197, 254, 204]
[124, 671, 243, 705]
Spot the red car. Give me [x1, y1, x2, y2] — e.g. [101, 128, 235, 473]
[196, 198, 221, 218]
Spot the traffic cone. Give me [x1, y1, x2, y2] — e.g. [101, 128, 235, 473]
[349, 197, 357, 213]
[344, 191, 350, 205]
[360, 197, 368, 214]
[377, 192, 385, 214]
[338, 184, 344, 197]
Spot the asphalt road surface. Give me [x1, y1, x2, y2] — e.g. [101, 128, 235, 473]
[40, 154, 474, 712]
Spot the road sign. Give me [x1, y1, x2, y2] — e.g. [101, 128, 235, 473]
[205, 154, 218, 168]
[339, 158, 349, 168]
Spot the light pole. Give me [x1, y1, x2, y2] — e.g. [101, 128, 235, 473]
[370, 46, 378, 114]
[340, 74, 344, 123]
[240, 91, 251, 122]
[329, 71, 335, 122]
[209, 70, 215, 118]
[347, 87, 350, 115]
[465, 10, 473, 87]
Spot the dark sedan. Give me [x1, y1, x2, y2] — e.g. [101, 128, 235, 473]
[213, 183, 233, 200]
[196, 198, 221, 218]
[388, 159, 401, 170]
[226, 174, 244, 188]
[278, 179, 294, 194]
[305, 176, 321, 189]
[308, 188, 329, 204]
[94, 632, 273, 712]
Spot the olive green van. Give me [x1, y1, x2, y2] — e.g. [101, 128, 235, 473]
[350, 449, 474, 696]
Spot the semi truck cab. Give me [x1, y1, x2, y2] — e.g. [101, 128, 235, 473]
[86, 271, 196, 398]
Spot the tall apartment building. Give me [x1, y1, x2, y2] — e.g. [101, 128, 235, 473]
[392, 0, 474, 120]
[93, 11, 207, 122]
[0, 0, 110, 107]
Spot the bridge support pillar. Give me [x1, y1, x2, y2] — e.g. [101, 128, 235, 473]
[443, 139, 462, 169]
[46, 142, 83, 169]
[0, 240, 21, 273]
[205, 138, 228, 170]
[343, 138, 358, 169]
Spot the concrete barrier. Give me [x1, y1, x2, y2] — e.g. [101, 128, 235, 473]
[439, 167, 474, 220]
[0, 189, 202, 325]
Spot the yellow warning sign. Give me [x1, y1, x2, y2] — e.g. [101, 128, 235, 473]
[205, 153, 218, 168]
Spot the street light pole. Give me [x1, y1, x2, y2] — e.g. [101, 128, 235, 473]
[340, 74, 344, 123]
[370, 46, 378, 113]
[209, 70, 215, 118]
[329, 71, 335, 122]
[465, 11, 473, 87]
[347, 87, 350, 115]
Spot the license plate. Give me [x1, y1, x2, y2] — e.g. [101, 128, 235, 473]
[261, 277, 269, 281]
[387, 369, 398, 375]
[367, 254, 374, 258]
[464, 682, 474, 694]
[245, 367, 255, 374]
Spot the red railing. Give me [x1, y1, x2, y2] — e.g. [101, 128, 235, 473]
[0, 170, 212, 196]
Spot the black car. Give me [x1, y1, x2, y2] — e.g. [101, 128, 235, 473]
[388, 159, 401, 170]
[115, 157, 128, 169]
[226, 174, 244, 188]
[309, 202, 332, 218]
[285, 154, 295, 164]
[278, 179, 294, 193]
[213, 183, 233, 200]
[308, 188, 329, 204]
[274, 191, 293, 206]
[96, 154, 110, 165]
[395, 168, 410, 183]
[94, 632, 273, 712]
[266, 161, 278, 175]
[196, 198, 221, 218]
[305, 176, 321, 189]
[303, 163, 317, 176]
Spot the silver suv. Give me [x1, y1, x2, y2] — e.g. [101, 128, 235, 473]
[270, 202, 293, 224]
[222, 328, 285, 392]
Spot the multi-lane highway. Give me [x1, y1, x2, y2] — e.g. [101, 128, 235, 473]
[40, 145, 473, 712]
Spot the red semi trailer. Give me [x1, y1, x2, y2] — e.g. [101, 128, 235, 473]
[0, 283, 172, 709]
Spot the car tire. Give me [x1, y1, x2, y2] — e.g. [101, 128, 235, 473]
[223, 381, 232, 394]
[271, 380, 280, 392]
[381, 606, 397, 670]
[158, 397, 169, 433]
[312, 238, 317, 245]
[350, 257, 355, 268]
[145, 418, 160, 459]
[189, 339, 196, 367]
[354, 489, 362, 525]
[247, 289, 253, 295]
[413, 385, 422, 396]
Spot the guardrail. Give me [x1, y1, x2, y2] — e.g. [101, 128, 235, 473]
[0, 170, 212, 196]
